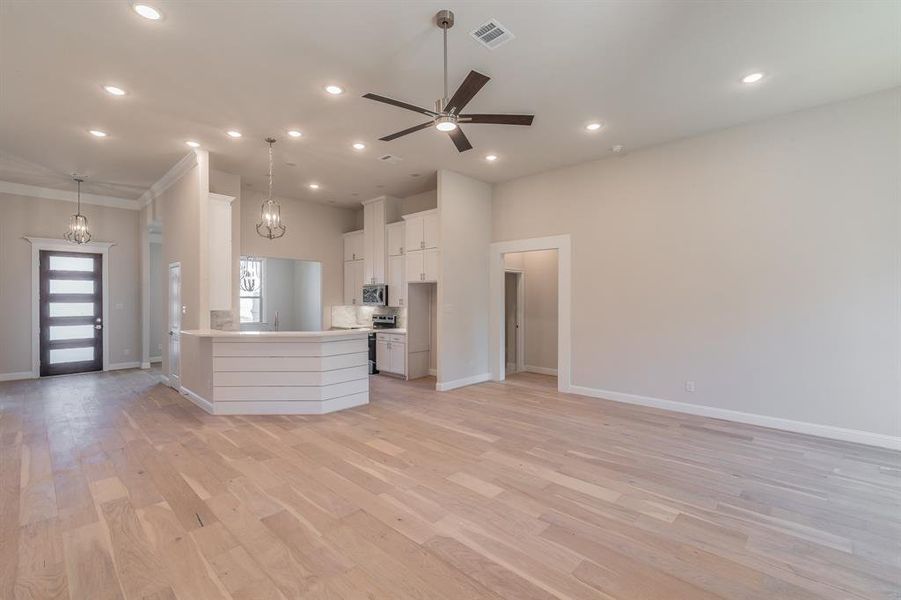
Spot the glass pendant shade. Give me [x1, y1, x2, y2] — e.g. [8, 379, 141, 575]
[256, 137, 286, 239]
[64, 177, 92, 244]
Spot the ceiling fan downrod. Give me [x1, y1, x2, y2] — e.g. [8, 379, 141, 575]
[436, 10, 454, 109]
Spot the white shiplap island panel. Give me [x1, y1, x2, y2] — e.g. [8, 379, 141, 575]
[179, 329, 369, 415]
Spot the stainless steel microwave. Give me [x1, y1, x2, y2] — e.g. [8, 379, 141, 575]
[362, 284, 388, 306]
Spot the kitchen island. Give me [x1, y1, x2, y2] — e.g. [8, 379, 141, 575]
[178, 329, 369, 415]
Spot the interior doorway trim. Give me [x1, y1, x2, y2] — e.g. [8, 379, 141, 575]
[489, 234, 571, 391]
[25, 237, 114, 377]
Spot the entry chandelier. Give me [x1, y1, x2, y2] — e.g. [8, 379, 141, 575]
[256, 137, 286, 239]
[64, 175, 92, 244]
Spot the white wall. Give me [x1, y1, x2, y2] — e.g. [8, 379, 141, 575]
[505, 250, 559, 373]
[0, 190, 141, 376]
[148, 240, 163, 360]
[437, 170, 493, 388]
[492, 88, 901, 441]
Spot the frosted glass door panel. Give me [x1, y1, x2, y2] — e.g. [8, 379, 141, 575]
[49, 303, 94, 317]
[49, 325, 95, 340]
[48, 255, 94, 271]
[49, 279, 95, 294]
[49, 347, 94, 364]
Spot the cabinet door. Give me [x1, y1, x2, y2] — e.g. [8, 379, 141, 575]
[387, 254, 405, 307]
[343, 261, 355, 305]
[423, 212, 439, 249]
[376, 339, 390, 372]
[386, 222, 405, 256]
[353, 260, 365, 305]
[405, 251, 424, 283]
[389, 342, 406, 376]
[404, 216, 423, 253]
[423, 248, 439, 282]
[344, 231, 363, 261]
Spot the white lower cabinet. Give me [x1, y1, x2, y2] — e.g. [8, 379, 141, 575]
[375, 332, 406, 376]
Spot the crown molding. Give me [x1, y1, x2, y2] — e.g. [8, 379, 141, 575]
[0, 180, 140, 210]
[139, 151, 199, 208]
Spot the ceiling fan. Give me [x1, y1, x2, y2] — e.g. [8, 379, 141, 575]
[362, 10, 534, 152]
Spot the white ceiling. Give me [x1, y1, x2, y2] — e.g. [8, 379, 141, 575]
[1, 0, 898, 206]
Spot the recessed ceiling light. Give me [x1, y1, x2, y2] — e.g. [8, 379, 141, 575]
[741, 72, 765, 84]
[485, 154, 498, 162]
[324, 85, 344, 95]
[89, 129, 108, 137]
[308, 183, 320, 189]
[585, 122, 603, 131]
[226, 130, 242, 138]
[103, 85, 126, 96]
[132, 3, 162, 20]
[287, 130, 302, 138]
[352, 142, 366, 150]
[185, 140, 200, 148]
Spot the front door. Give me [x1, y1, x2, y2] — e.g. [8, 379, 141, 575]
[168, 263, 181, 388]
[39, 250, 103, 376]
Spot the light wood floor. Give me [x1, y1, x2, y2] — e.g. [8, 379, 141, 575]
[1, 369, 899, 599]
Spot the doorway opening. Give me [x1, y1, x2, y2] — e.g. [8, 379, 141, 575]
[503, 249, 559, 380]
[489, 235, 571, 391]
[39, 250, 103, 377]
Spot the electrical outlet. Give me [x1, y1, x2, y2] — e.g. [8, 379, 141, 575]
[685, 380, 696, 392]
[181, 305, 187, 315]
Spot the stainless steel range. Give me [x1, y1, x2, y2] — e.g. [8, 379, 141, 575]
[368, 314, 397, 374]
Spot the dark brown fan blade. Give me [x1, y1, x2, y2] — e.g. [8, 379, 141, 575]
[379, 121, 434, 141]
[448, 127, 473, 152]
[363, 93, 438, 117]
[445, 71, 490, 114]
[459, 114, 534, 126]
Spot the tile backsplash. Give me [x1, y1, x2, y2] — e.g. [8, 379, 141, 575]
[331, 305, 405, 329]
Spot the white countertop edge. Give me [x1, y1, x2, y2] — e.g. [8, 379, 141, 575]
[180, 329, 370, 339]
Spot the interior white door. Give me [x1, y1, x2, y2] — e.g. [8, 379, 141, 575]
[168, 262, 181, 388]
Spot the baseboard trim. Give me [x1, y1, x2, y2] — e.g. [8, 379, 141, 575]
[437, 372, 492, 392]
[141, 362, 151, 369]
[0, 371, 36, 382]
[525, 365, 558, 376]
[178, 386, 368, 415]
[428, 368, 438, 377]
[567, 384, 901, 451]
[109, 361, 141, 371]
[159, 374, 170, 386]
[180, 386, 214, 414]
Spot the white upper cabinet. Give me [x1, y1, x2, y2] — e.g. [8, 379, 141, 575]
[343, 259, 364, 305]
[343, 230, 364, 262]
[362, 196, 401, 285]
[208, 193, 235, 311]
[387, 254, 405, 306]
[386, 221, 405, 256]
[403, 209, 439, 252]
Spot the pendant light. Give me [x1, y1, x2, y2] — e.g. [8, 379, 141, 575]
[256, 137, 286, 239]
[64, 175, 92, 244]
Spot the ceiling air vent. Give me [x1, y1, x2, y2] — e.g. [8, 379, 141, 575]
[470, 19, 514, 50]
[378, 154, 403, 165]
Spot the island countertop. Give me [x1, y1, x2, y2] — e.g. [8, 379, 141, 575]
[177, 328, 370, 415]
[180, 328, 369, 339]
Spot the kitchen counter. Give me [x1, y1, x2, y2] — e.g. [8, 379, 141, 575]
[177, 329, 369, 415]
[328, 327, 407, 334]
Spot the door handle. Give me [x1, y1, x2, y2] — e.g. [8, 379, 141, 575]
[95, 324, 102, 330]
[168, 330, 175, 336]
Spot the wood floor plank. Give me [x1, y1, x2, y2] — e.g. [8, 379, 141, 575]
[1, 368, 898, 600]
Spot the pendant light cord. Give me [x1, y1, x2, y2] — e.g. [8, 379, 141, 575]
[442, 24, 448, 103]
[267, 140, 273, 202]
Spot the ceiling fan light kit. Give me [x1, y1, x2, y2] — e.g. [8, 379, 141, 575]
[362, 9, 534, 152]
